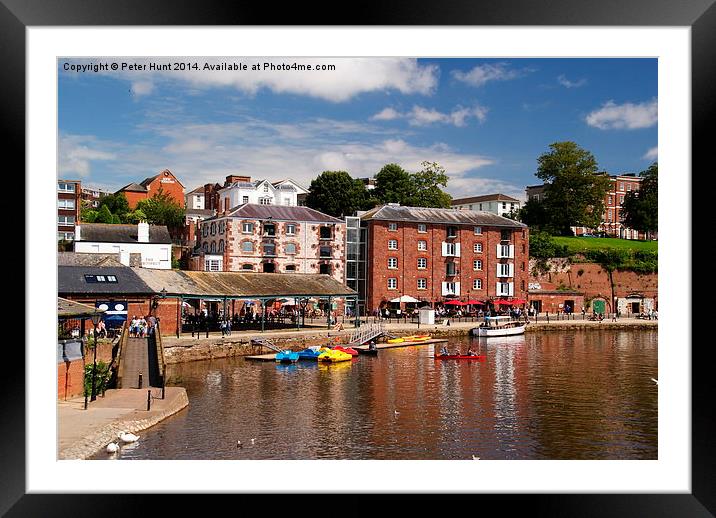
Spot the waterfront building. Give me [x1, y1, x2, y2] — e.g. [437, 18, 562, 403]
[353, 203, 529, 314]
[217, 176, 309, 212]
[58, 179, 81, 241]
[116, 169, 186, 209]
[191, 204, 346, 283]
[73, 222, 173, 269]
[80, 185, 112, 209]
[526, 173, 646, 239]
[451, 193, 521, 217]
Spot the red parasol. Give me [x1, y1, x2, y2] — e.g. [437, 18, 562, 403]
[444, 300, 464, 305]
[466, 300, 483, 305]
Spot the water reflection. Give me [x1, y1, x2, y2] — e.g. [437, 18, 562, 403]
[90, 330, 657, 460]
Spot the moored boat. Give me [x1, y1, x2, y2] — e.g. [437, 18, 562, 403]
[275, 350, 299, 363]
[358, 347, 378, 356]
[387, 337, 405, 344]
[404, 335, 431, 342]
[317, 349, 353, 363]
[297, 348, 322, 360]
[471, 316, 526, 337]
[334, 345, 359, 356]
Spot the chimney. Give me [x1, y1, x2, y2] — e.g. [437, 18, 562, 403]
[74, 224, 81, 241]
[119, 249, 130, 266]
[138, 221, 150, 243]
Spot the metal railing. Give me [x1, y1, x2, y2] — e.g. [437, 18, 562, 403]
[348, 322, 385, 346]
[155, 323, 167, 399]
[111, 322, 128, 389]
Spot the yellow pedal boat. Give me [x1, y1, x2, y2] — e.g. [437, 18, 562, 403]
[317, 349, 353, 363]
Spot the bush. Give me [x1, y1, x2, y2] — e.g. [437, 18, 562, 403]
[84, 360, 111, 397]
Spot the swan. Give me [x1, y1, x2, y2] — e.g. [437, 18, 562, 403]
[472, 455, 480, 460]
[651, 378, 658, 385]
[106, 442, 120, 454]
[118, 431, 140, 443]
[237, 440, 243, 448]
[251, 438, 256, 445]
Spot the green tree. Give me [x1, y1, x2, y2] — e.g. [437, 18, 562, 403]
[515, 197, 549, 229]
[123, 208, 148, 225]
[305, 171, 374, 217]
[98, 192, 130, 219]
[373, 163, 414, 204]
[136, 187, 185, 230]
[536, 141, 612, 235]
[621, 162, 658, 238]
[95, 204, 114, 223]
[406, 161, 452, 208]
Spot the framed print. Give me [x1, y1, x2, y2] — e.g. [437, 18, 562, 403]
[5, 0, 713, 514]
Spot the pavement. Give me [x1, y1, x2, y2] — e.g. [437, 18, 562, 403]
[57, 386, 188, 460]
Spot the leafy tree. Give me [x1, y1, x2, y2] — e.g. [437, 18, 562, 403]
[536, 141, 612, 235]
[621, 162, 658, 238]
[136, 187, 185, 230]
[95, 204, 114, 224]
[305, 171, 374, 217]
[515, 197, 549, 229]
[406, 161, 452, 208]
[98, 192, 130, 219]
[81, 209, 98, 223]
[373, 163, 414, 204]
[123, 209, 148, 225]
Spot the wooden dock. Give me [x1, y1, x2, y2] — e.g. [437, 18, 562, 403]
[244, 338, 448, 362]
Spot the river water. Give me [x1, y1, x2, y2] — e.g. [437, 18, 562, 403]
[95, 329, 657, 460]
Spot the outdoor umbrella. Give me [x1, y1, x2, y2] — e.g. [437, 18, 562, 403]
[390, 295, 421, 303]
[444, 300, 464, 306]
[466, 300, 483, 305]
[511, 299, 527, 304]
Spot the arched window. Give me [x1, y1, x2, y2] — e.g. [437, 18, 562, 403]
[210, 242, 216, 253]
[218, 240, 224, 253]
[210, 222, 216, 235]
[285, 243, 296, 255]
[241, 241, 253, 253]
[242, 264, 253, 271]
[202, 242, 208, 252]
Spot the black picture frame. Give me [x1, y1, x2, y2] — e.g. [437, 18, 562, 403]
[5, 0, 711, 514]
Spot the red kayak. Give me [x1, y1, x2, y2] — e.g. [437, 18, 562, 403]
[434, 354, 486, 361]
[334, 346, 359, 356]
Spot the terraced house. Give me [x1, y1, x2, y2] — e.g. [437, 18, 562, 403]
[352, 204, 529, 314]
[191, 204, 346, 283]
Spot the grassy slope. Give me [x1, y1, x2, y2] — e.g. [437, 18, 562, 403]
[551, 236, 657, 254]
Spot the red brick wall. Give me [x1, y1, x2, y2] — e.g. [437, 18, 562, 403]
[146, 170, 185, 208]
[366, 220, 529, 312]
[57, 341, 114, 400]
[123, 191, 147, 209]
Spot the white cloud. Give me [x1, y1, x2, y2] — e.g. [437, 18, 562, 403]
[643, 146, 658, 161]
[585, 98, 658, 130]
[371, 105, 488, 127]
[451, 63, 525, 87]
[62, 58, 439, 103]
[59, 135, 116, 177]
[557, 74, 587, 88]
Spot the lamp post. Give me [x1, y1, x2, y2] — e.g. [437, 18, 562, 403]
[90, 311, 101, 402]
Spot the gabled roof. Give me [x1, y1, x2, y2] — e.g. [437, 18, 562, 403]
[58, 252, 126, 267]
[132, 269, 356, 299]
[58, 297, 105, 319]
[187, 185, 205, 195]
[271, 179, 309, 193]
[451, 193, 521, 204]
[359, 204, 527, 228]
[58, 266, 155, 295]
[207, 203, 343, 224]
[140, 169, 186, 189]
[77, 223, 172, 244]
[117, 182, 148, 193]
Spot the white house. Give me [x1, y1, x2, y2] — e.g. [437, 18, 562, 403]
[218, 178, 308, 212]
[73, 222, 173, 269]
[451, 194, 521, 217]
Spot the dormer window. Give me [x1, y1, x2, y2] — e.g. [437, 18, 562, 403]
[264, 184, 269, 192]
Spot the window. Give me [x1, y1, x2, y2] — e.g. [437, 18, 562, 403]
[242, 196, 249, 204]
[203, 225, 208, 237]
[473, 259, 482, 271]
[263, 223, 276, 236]
[285, 264, 296, 272]
[202, 243, 208, 252]
[618, 182, 624, 191]
[497, 244, 513, 258]
[446, 262, 457, 276]
[619, 195, 624, 205]
[242, 264, 253, 270]
[498, 263, 514, 277]
[218, 240, 224, 253]
[57, 232, 74, 241]
[58, 182, 75, 192]
[263, 243, 276, 256]
[264, 183, 269, 192]
[84, 275, 97, 283]
[474, 226, 482, 235]
[473, 279, 482, 290]
[627, 184, 632, 191]
[210, 242, 216, 253]
[320, 246, 332, 258]
[210, 222, 216, 235]
[260, 197, 272, 205]
[205, 258, 222, 272]
[442, 242, 460, 256]
[417, 258, 427, 269]
[241, 241, 254, 253]
[608, 210, 613, 222]
[387, 278, 397, 289]
[388, 257, 398, 269]
[388, 223, 398, 231]
[441, 281, 459, 296]
[57, 215, 75, 225]
[388, 239, 398, 250]
[417, 240, 427, 251]
[242, 222, 254, 233]
[447, 226, 457, 238]
[219, 221, 225, 234]
[608, 195, 613, 206]
[479, 203, 483, 210]
[58, 199, 75, 210]
[473, 242, 483, 253]
[417, 278, 427, 290]
[502, 202, 507, 210]
[417, 224, 427, 233]
[320, 226, 332, 239]
[285, 243, 297, 255]
[286, 224, 296, 235]
[497, 282, 513, 296]
[501, 229, 511, 241]
[319, 263, 331, 275]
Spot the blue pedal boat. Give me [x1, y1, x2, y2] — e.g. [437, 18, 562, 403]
[297, 348, 322, 361]
[275, 350, 299, 363]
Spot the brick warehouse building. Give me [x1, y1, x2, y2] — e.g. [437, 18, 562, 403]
[190, 204, 346, 283]
[116, 169, 186, 209]
[354, 204, 529, 314]
[58, 179, 81, 241]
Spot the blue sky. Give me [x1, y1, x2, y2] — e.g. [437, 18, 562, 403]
[58, 57, 657, 200]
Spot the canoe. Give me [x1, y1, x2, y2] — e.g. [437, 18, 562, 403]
[405, 335, 430, 342]
[434, 354, 486, 361]
[334, 346, 359, 356]
[387, 337, 405, 344]
[358, 348, 378, 356]
[275, 350, 299, 363]
[318, 350, 353, 363]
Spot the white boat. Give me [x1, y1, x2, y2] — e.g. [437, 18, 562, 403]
[471, 316, 527, 337]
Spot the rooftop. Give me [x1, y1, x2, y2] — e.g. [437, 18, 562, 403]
[58, 265, 155, 296]
[359, 204, 527, 228]
[206, 203, 343, 224]
[57, 252, 126, 267]
[58, 297, 105, 319]
[77, 223, 172, 244]
[451, 193, 521, 204]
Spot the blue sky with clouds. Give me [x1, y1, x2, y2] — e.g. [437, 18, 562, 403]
[58, 57, 657, 200]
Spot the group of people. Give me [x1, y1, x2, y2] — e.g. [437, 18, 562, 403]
[129, 315, 156, 338]
[439, 345, 478, 356]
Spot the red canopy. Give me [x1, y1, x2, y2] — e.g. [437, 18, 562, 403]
[444, 300, 464, 305]
[493, 299, 512, 305]
[511, 299, 527, 304]
[466, 300, 483, 305]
